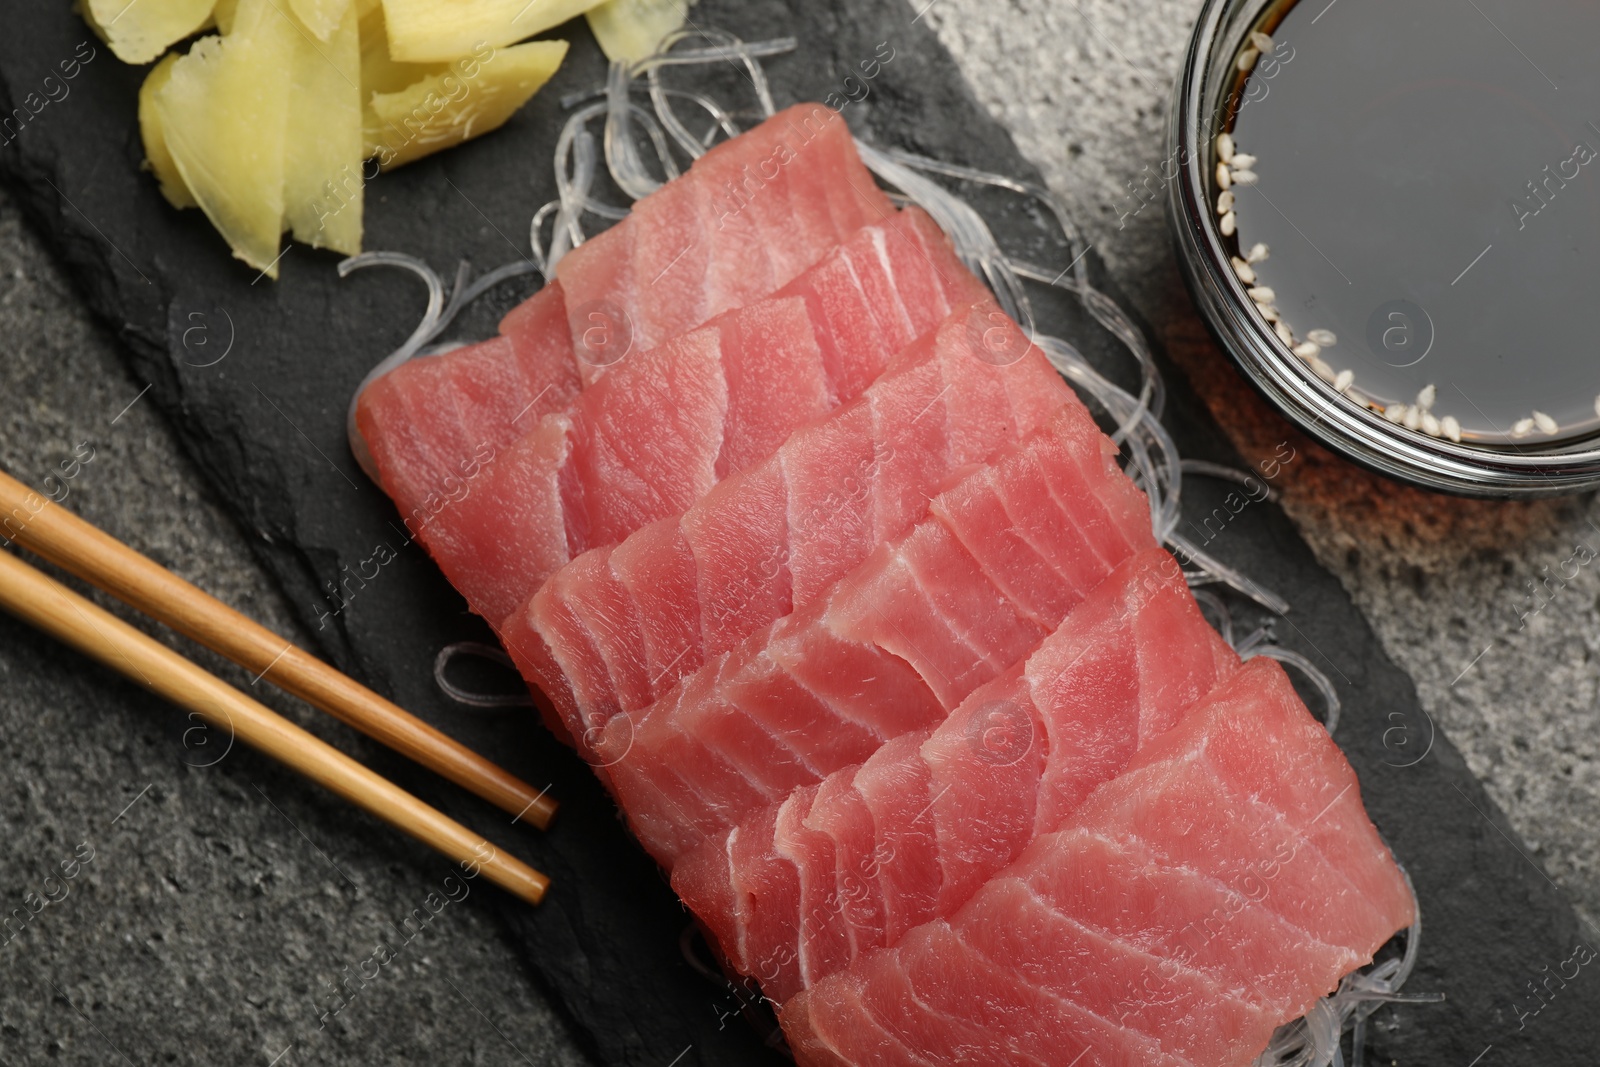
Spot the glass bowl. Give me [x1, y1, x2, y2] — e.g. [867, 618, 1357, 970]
[1167, 0, 1600, 496]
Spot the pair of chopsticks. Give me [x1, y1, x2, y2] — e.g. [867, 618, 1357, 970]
[0, 470, 552, 906]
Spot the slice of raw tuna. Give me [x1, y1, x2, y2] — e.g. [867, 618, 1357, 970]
[354, 282, 580, 542]
[416, 210, 981, 627]
[558, 103, 895, 382]
[673, 549, 1241, 1003]
[504, 295, 1067, 748]
[783, 657, 1415, 1067]
[595, 400, 1158, 868]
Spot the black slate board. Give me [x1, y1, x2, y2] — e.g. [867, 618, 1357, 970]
[2, 2, 1598, 1064]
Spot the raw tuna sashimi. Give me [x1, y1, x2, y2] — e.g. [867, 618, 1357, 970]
[674, 549, 1241, 1003]
[504, 296, 1068, 748]
[354, 283, 580, 541]
[783, 657, 1415, 1067]
[355, 101, 892, 551]
[558, 103, 896, 382]
[415, 210, 981, 627]
[595, 401, 1158, 867]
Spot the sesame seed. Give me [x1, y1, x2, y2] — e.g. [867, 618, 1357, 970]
[1307, 329, 1337, 347]
[1292, 341, 1320, 360]
[1311, 357, 1337, 383]
[1216, 162, 1232, 190]
[1441, 415, 1462, 442]
[1403, 405, 1422, 430]
[1275, 321, 1295, 344]
[1217, 190, 1235, 214]
[1385, 404, 1406, 423]
[1245, 242, 1270, 264]
[1256, 301, 1279, 322]
[1416, 384, 1436, 411]
[1220, 211, 1237, 236]
[1512, 418, 1534, 438]
[1249, 31, 1274, 53]
[1217, 133, 1236, 163]
[1421, 411, 1441, 436]
[1231, 153, 1258, 170]
[1231, 169, 1260, 186]
[1246, 286, 1276, 303]
[1237, 46, 1260, 72]
[1534, 410, 1558, 435]
[1231, 257, 1256, 284]
[1594, 395, 1600, 420]
[1334, 369, 1355, 392]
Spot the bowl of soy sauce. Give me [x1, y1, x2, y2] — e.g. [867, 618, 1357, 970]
[1169, 0, 1600, 495]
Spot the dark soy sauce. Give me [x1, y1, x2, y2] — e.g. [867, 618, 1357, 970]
[1226, 0, 1600, 446]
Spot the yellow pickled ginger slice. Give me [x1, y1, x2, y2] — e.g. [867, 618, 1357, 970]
[84, 0, 218, 65]
[137, 52, 196, 209]
[367, 38, 567, 170]
[284, 0, 363, 253]
[380, 0, 598, 63]
[153, 0, 296, 275]
[585, 0, 691, 64]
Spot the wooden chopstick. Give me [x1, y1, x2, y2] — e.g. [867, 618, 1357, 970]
[0, 471, 555, 830]
[0, 546, 548, 906]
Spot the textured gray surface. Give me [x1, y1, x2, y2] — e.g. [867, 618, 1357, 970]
[0, 1, 1595, 1064]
